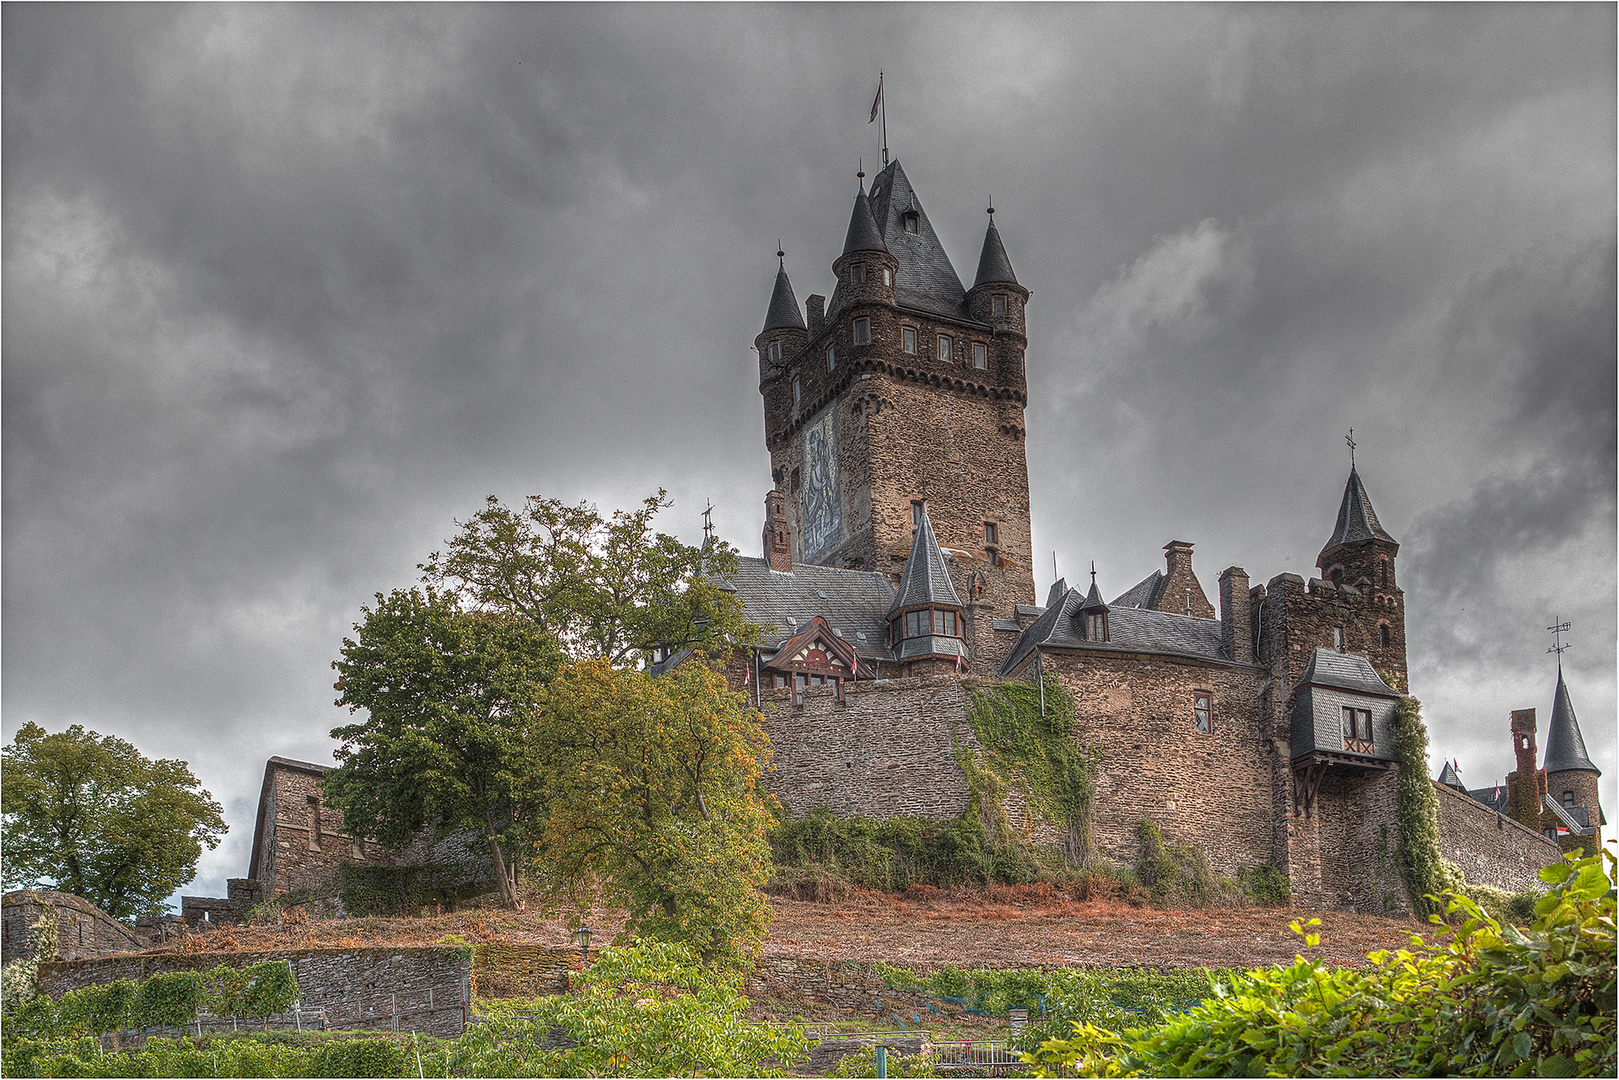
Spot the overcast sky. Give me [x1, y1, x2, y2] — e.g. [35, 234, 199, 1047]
[5, 5, 1614, 903]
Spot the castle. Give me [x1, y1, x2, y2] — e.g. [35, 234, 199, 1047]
[208, 156, 1598, 919]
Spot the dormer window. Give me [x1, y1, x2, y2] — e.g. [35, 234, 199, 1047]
[903, 210, 919, 234]
[826, 346, 836, 371]
[854, 318, 870, 346]
[972, 342, 987, 369]
[992, 295, 1007, 316]
[902, 327, 916, 354]
[1085, 612, 1108, 641]
[937, 335, 952, 363]
[852, 264, 866, 284]
[768, 341, 782, 363]
[792, 377, 801, 403]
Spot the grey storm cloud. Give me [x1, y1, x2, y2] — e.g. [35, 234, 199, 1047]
[4, 5, 1614, 900]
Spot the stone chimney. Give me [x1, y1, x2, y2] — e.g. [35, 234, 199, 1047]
[805, 294, 825, 335]
[1507, 709, 1541, 829]
[1218, 566, 1253, 664]
[763, 489, 793, 573]
[1157, 541, 1215, 618]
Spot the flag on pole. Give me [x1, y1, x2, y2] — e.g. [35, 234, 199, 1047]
[955, 646, 966, 674]
[743, 664, 752, 686]
[851, 655, 860, 678]
[869, 81, 883, 123]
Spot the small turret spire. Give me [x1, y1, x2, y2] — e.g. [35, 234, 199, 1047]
[761, 256, 806, 333]
[972, 211, 1018, 288]
[841, 177, 888, 257]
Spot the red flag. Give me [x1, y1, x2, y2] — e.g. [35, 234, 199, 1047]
[869, 82, 882, 123]
[955, 648, 966, 673]
[851, 655, 860, 678]
[743, 665, 752, 686]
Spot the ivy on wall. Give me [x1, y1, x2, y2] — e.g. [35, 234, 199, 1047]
[1392, 695, 1464, 917]
[961, 676, 1099, 870]
[5, 961, 299, 1038]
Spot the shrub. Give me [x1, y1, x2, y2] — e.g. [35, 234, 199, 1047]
[1026, 848, 1618, 1077]
[830, 1042, 943, 1077]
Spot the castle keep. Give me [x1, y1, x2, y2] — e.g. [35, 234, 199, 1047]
[724, 156, 1585, 910]
[206, 154, 1595, 919]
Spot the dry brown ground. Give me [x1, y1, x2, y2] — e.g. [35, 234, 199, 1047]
[156, 883, 1428, 973]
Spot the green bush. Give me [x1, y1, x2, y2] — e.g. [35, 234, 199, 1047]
[830, 1043, 943, 1077]
[1133, 819, 1234, 907]
[1235, 862, 1291, 906]
[337, 860, 489, 916]
[1026, 848, 1618, 1077]
[769, 807, 1029, 890]
[5, 961, 300, 1039]
[877, 963, 1223, 1031]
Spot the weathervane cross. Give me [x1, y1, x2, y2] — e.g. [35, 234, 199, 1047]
[1345, 428, 1357, 468]
[701, 500, 715, 543]
[1547, 617, 1572, 663]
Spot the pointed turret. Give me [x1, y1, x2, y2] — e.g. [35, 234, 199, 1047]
[841, 183, 888, 257]
[762, 264, 806, 333]
[1319, 468, 1397, 561]
[1437, 759, 1465, 791]
[1075, 569, 1110, 642]
[1543, 668, 1599, 775]
[755, 251, 809, 385]
[972, 217, 1018, 288]
[889, 505, 962, 614]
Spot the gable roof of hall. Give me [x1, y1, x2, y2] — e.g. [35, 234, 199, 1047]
[828, 159, 972, 323]
[1320, 467, 1397, 561]
[1113, 570, 1164, 609]
[719, 556, 899, 661]
[889, 504, 963, 615]
[1000, 579, 1224, 676]
[1543, 666, 1600, 775]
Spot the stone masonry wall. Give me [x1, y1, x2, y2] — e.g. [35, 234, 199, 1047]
[1434, 780, 1563, 892]
[39, 946, 471, 1038]
[1031, 650, 1276, 877]
[760, 676, 980, 820]
[1313, 770, 1410, 914]
[2, 891, 138, 962]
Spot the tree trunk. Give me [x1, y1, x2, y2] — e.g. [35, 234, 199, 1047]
[486, 834, 524, 911]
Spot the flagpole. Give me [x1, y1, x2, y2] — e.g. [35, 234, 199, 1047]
[879, 71, 888, 165]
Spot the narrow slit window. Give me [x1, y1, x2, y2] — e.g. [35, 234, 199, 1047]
[854, 319, 870, 346]
[938, 336, 952, 363]
[1380, 624, 1391, 647]
[826, 346, 836, 371]
[884, 267, 893, 286]
[852, 263, 866, 284]
[1332, 626, 1344, 651]
[911, 500, 924, 530]
[768, 341, 781, 362]
[973, 342, 987, 369]
[984, 521, 998, 545]
[792, 377, 801, 403]
[992, 295, 1007, 316]
[902, 327, 916, 354]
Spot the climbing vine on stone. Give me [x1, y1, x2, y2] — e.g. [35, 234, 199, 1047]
[1392, 695, 1463, 916]
[961, 677, 1099, 870]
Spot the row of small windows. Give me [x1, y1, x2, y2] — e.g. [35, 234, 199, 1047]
[889, 607, 961, 645]
[900, 328, 989, 370]
[848, 263, 894, 287]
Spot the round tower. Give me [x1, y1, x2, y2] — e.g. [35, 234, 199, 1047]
[964, 208, 1030, 338]
[829, 178, 899, 327]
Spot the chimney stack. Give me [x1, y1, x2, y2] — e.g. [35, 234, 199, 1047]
[1218, 566, 1253, 664]
[1507, 709, 1540, 829]
[805, 294, 826, 336]
[763, 489, 793, 573]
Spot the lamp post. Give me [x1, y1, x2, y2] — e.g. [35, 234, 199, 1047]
[570, 920, 593, 968]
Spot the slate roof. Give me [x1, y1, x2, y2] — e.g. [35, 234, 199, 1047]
[1320, 467, 1397, 559]
[762, 264, 806, 333]
[972, 217, 1018, 288]
[889, 505, 962, 615]
[1112, 571, 1163, 609]
[1000, 579, 1225, 676]
[841, 183, 888, 257]
[1466, 785, 1512, 814]
[1543, 667, 1599, 775]
[1437, 760, 1465, 790]
[840, 159, 972, 322]
[722, 556, 897, 660]
[1294, 648, 1400, 699]
[1543, 795, 1595, 836]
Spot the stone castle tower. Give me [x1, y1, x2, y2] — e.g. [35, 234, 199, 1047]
[754, 161, 1037, 673]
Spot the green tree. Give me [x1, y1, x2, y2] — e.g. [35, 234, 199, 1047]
[532, 659, 777, 966]
[327, 588, 561, 910]
[1, 724, 226, 921]
[420, 490, 749, 666]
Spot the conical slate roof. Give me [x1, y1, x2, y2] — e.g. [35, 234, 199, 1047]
[862, 160, 970, 320]
[1078, 578, 1108, 611]
[1437, 760, 1465, 790]
[761, 264, 806, 333]
[888, 505, 962, 615]
[1543, 668, 1599, 775]
[972, 217, 1018, 288]
[1320, 467, 1397, 559]
[841, 183, 888, 257]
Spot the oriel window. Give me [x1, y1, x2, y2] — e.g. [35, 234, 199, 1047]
[1342, 706, 1373, 748]
[936, 610, 958, 636]
[1193, 694, 1212, 734]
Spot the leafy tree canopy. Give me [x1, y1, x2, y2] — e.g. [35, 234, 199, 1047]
[421, 490, 752, 667]
[1, 724, 226, 921]
[531, 660, 777, 966]
[328, 588, 561, 910]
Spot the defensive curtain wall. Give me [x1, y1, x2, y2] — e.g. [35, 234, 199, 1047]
[2, 891, 138, 962]
[38, 946, 472, 1039]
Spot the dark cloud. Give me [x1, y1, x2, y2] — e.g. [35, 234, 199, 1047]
[4, 6, 1613, 899]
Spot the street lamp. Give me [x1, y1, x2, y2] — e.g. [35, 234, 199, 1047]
[570, 920, 593, 967]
